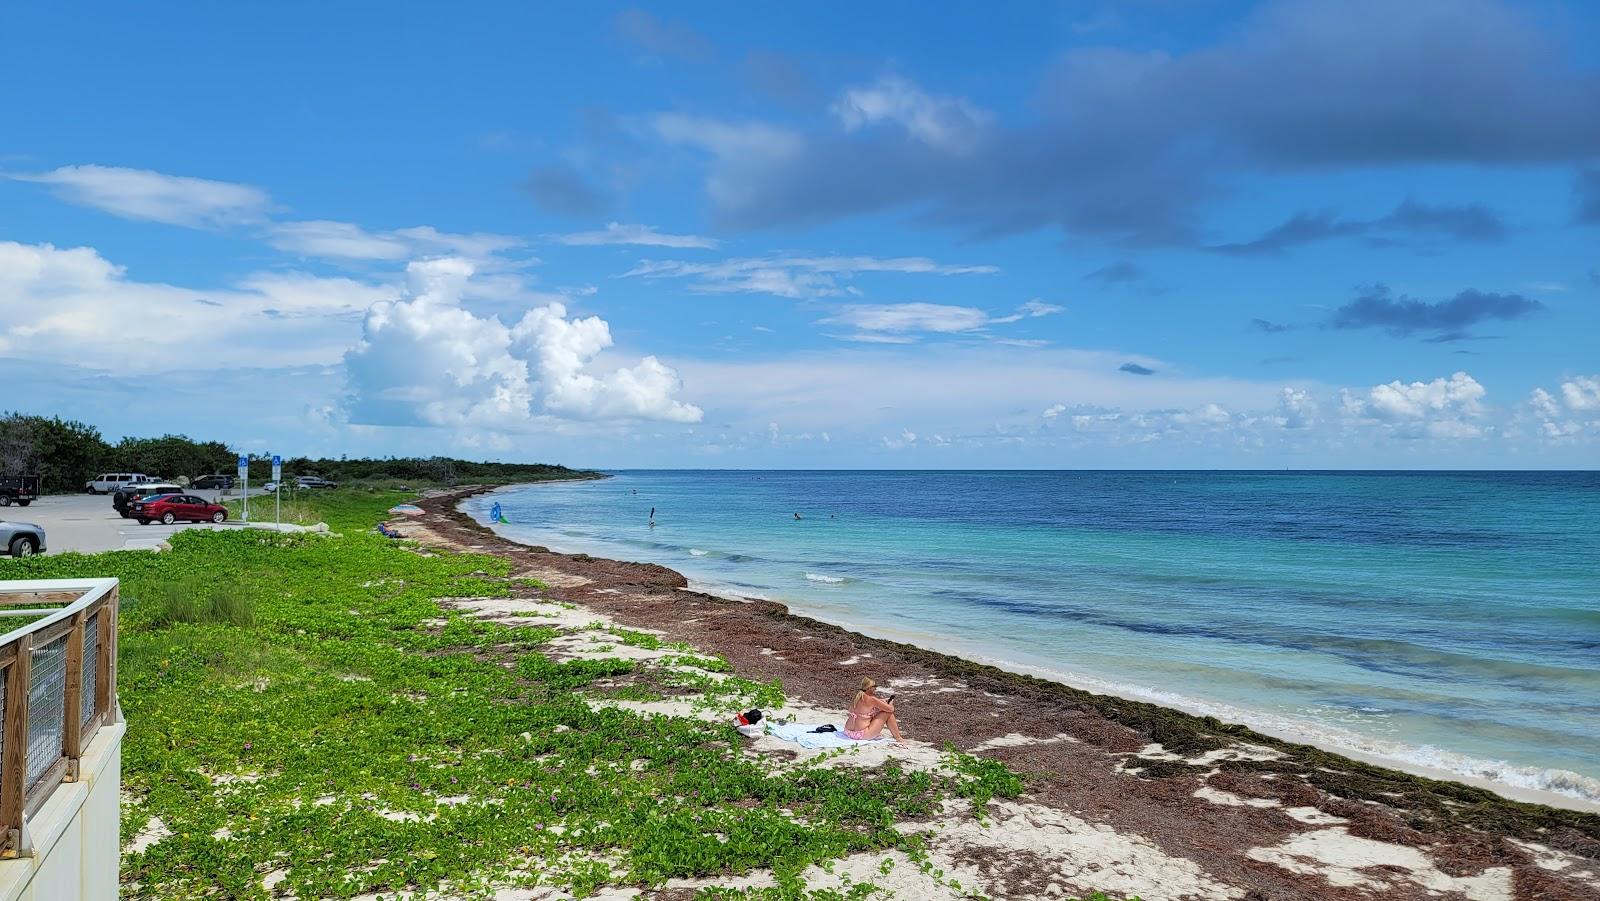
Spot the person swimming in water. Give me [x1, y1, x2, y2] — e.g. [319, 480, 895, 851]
[842, 676, 903, 742]
[794, 512, 803, 520]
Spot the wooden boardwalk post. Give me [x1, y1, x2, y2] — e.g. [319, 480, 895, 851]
[63, 610, 87, 780]
[1, 633, 32, 857]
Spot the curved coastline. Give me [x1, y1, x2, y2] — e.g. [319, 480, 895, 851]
[460, 481, 1600, 815]
[449, 482, 1600, 823]
[462, 482, 1600, 814]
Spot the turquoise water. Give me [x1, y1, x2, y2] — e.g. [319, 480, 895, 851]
[464, 471, 1600, 805]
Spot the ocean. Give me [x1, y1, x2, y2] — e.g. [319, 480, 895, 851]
[463, 470, 1600, 806]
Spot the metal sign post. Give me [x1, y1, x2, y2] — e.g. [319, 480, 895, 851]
[271, 455, 282, 527]
[237, 454, 249, 522]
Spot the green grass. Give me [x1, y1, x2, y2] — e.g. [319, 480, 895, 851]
[145, 572, 255, 628]
[0, 489, 1029, 900]
[222, 486, 416, 532]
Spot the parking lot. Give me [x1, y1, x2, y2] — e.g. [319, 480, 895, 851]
[2, 490, 282, 555]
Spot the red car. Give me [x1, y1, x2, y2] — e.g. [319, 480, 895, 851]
[133, 494, 229, 525]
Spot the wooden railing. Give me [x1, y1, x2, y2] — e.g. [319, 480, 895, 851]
[0, 579, 119, 858]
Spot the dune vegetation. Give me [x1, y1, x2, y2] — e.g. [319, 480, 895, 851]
[0, 490, 1069, 900]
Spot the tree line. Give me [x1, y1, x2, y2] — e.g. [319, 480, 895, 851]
[0, 412, 596, 494]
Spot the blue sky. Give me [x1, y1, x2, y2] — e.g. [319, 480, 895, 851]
[3, 0, 1597, 468]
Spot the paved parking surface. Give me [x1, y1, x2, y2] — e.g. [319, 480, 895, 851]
[1, 491, 278, 555]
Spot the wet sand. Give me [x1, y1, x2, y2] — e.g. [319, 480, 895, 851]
[404, 485, 1600, 900]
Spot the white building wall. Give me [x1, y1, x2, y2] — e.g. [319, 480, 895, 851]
[0, 720, 124, 901]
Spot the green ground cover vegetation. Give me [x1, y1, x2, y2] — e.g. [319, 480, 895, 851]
[0, 490, 1076, 899]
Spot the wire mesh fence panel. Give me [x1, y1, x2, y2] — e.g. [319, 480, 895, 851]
[82, 612, 99, 728]
[26, 635, 67, 789]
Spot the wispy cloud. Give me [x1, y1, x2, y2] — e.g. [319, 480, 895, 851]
[523, 163, 612, 217]
[1119, 362, 1156, 376]
[822, 303, 989, 334]
[1211, 200, 1508, 256]
[990, 299, 1062, 323]
[1328, 285, 1541, 340]
[1084, 261, 1144, 284]
[555, 222, 717, 249]
[1576, 167, 1600, 224]
[820, 299, 1060, 343]
[1251, 318, 1293, 334]
[622, 254, 998, 298]
[614, 8, 714, 63]
[269, 221, 522, 262]
[8, 164, 272, 228]
[831, 75, 993, 154]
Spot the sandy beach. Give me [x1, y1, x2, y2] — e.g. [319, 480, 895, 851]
[389, 486, 1600, 901]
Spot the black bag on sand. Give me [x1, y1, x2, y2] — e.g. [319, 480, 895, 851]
[809, 724, 836, 734]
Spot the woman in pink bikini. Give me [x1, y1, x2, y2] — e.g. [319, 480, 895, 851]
[842, 676, 904, 742]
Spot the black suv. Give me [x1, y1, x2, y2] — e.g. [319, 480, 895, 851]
[191, 474, 234, 490]
[112, 483, 183, 517]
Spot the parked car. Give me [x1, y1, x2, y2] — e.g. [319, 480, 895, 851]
[261, 481, 278, 492]
[112, 482, 183, 517]
[191, 474, 235, 490]
[84, 473, 155, 494]
[0, 520, 45, 556]
[132, 494, 229, 525]
[295, 476, 338, 489]
[0, 475, 40, 508]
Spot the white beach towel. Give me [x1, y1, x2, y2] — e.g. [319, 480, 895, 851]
[766, 721, 895, 749]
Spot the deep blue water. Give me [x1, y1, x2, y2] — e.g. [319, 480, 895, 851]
[465, 470, 1600, 805]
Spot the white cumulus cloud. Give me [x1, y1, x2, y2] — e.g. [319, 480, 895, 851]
[0, 240, 387, 369]
[1343, 371, 1487, 438]
[1277, 387, 1319, 428]
[1561, 375, 1600, 412]
[343, 258, 701, 429]
[1529, 387, 1562, 419]
[1527, 375, 1600, 443]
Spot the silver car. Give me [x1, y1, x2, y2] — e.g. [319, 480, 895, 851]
[0, 520, 46, 557]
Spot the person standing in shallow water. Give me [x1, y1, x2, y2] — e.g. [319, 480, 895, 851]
[843, 676, 903, 742]
[649, 506, 656, 527]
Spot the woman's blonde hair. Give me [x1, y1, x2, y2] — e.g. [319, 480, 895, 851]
[852, 676, 877, 712]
